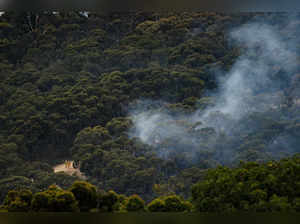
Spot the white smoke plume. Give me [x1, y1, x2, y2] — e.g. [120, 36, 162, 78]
[128, 22, 299, 162]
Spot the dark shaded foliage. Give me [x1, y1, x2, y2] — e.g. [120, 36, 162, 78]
[0, 12, 300, 204]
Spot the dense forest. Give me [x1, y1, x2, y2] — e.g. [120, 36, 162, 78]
[0, 11, 300, 211]
[1, 156, 299, 212]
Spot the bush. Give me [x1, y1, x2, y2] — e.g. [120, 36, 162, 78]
[69, 181, 97, 211]
[147, 195, 192, 212]
[124, 194, 145, 212]
[31, 185, 79, 212]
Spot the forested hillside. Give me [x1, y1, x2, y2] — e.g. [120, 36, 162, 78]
[1, 156, 300, 212]
[0, 12, 300, 206]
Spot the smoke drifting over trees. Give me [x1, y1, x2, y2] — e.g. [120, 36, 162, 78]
[1, 12, 300, 203]
[129, 21, 300, 165]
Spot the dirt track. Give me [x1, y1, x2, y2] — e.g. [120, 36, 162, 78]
[53, 161, 86, 180]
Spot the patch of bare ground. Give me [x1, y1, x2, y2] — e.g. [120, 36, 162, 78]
[53, 161, 87, 180]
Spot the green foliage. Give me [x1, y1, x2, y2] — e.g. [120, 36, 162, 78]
[124, 194, 145, 212]
[147, 195, 192, 212]
[3, 190, 32, 212]
[164, 195, 192, 212]
[31, 185, 79, 212]
[1, 154, 300, 213]
[191, 156, 300, 212]
[147, 198, 166, 212]
[98, 190, 121, 212]
[0, 11, 300, 207]
[69, 181, 97, 211]
[75, 126, 112, 146]
[0, 176, 35, 204]
[105, 117, 132, 137]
